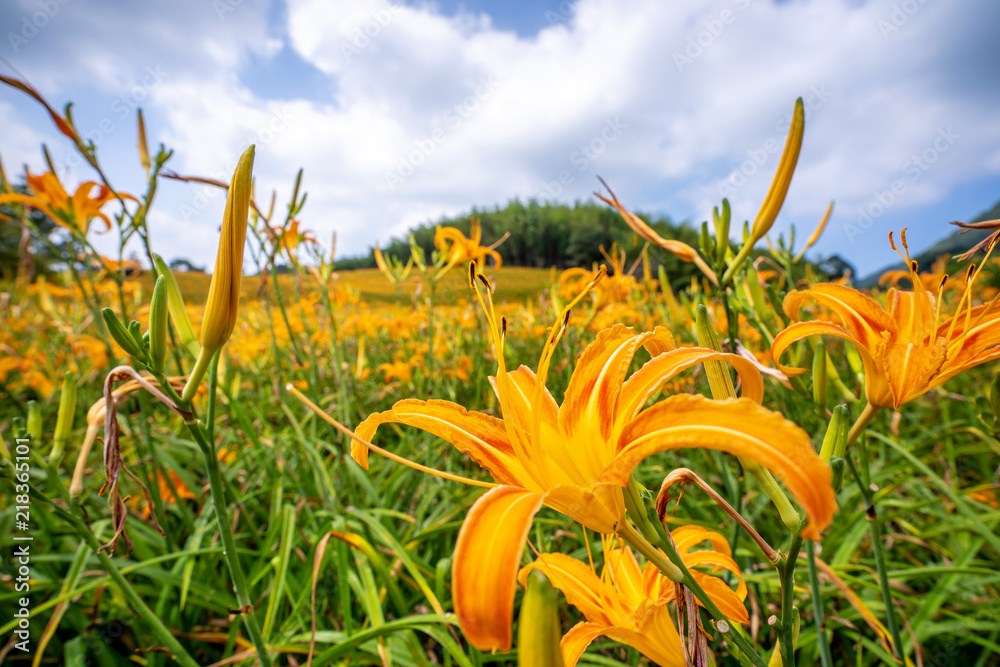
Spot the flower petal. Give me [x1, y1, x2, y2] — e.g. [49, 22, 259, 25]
[771, 320, 891, 408]
[604, 395, 836, 541]
[783, 283, 895, 348]
[881, 340, 944, 408]
[559, 326, 673, 477]
[672, 524, 733, 558]
[560, 622, 608, 667]
[604, 602, 686, 667]
[559, 324, 643, 440]
[354, 399, 529, 486]
[690, 569, 749, 625]
[519, 553, 611, 626]
[454, 486, 545, 651]
[616, 347, 765, 434]
[604, 544, 647, 608]
[542, 483, 624, 533]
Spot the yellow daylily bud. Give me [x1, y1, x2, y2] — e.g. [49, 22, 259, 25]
[152, 253, 200, 359]
[149, 275, 168, 374]
[201, 145, 254, 353]
[182, 145, 255, 401]
[751, 97, 804, 243]
[723, 98, 805, 283]
[794, 201, 833, 262]
[373, 243, 390, 278]
[137, 108, 151, 174]
[517, 570, 566, 667]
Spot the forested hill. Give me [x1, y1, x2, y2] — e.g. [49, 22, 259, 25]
[338, 199, 704, 282]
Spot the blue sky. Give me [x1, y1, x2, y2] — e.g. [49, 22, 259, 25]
[2, 0, 998, 277]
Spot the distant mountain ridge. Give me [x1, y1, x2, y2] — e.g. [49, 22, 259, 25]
[856, 198, 1000, 287]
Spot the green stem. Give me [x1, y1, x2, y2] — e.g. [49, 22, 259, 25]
[847, 443, 905, 663]
[638, 507, 769, 667]
[427, 277, 437, 380]
[180, 346, 213, 402]
[806, 542, 833, 667]
[182, 358, 273, 666]
[778, 532, 804, 667]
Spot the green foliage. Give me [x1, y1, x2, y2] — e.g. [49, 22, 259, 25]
[353, 198, 709, 284]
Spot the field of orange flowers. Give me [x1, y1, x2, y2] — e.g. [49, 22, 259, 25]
[3, 80, 1000, 667]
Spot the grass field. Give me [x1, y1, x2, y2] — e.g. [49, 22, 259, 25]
[142, 266, 555, 306]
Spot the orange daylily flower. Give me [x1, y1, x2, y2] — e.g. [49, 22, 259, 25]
[378, 359, 415, 384]
[519, 526, 748, 666]
[434, 218, 502, 274]
[93, 255, 140, 276]
[558, 244, 639, 314]
[0, 171, 131, 236]
[772, 229, 1000, 409]
[273, 219, 317, 260]
[352, 265, 835, 651]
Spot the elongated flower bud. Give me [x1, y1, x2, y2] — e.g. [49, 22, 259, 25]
[793, 201, 833, 262]
[201, 145, 254, 354]
[26, 401, 42, 439]
[103, 308, 146, 360]
[152, 253, 200, 359]
[137, 108, 151, 174]
[50, 372, 77, 467]
[819, 404, 849, 463]
[694, 304, 736, 398]
[750, 97, 804, 244]
[723, 98, 805, 283]
[149, 275, 168, 374]
[517, 570, 566, 667]
[715, 198, 731, 266]
[812, 341, 827, 407]
[182, 145, 255, 401]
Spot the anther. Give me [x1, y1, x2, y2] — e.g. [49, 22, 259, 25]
[476, 273, 493, 294]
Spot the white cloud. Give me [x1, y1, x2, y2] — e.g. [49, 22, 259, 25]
[2, 0, 998, 274]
